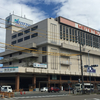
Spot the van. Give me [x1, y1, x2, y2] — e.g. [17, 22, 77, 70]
[1, 86, 12, 92]
[75, 83, 94, 91]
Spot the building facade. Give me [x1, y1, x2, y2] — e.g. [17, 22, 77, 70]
[0, 14, 100, 91]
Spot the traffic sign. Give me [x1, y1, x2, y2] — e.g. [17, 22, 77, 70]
[84, 65, 89, 68]
[87, 67, 96, 73]
[91, 65, 98, 67]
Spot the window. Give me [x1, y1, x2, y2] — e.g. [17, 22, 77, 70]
[72, 28, 74, 42]
[42, 47, 47, 53]
[60, 25, 62, 39]
[31, 33, 38, 38]
[12, 34, 17, 39]
[18, 32, 23, 36]
[78, 31, 80, 44]
[19, 52, 22, 55]
[63, 26, 65, 40]
[31, 26, 38, 31]
[69, 28, 72, 41]
[83, 32, 85, 45]
[24, 35, 30, 40]
[66, 27, 68, 41]
[18, 38, 23, 43]
[12, 40, 16, 45]
[10, 54, 12, 57]
[75, 29, 77, 43]
[42, 56, 47, 63]
[24, 29, 30, 34]
[9, 62, 12, 65]
[19, 59, 22, 63]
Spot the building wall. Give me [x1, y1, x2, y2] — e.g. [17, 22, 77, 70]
[1, 16, 100, 76]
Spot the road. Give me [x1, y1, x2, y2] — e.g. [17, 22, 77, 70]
[1, 91, 100, 100]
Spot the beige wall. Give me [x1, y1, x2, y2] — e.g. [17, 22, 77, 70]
[1, 17, 100, 77]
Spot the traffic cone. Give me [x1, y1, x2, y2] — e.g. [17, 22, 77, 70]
[24, 91, 25, 94]
[20, 91, 22, 95]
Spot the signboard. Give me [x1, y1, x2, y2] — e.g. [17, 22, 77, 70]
[6, 15, 33, 28]
[33, 63, 47, 69]
[0, 67, 18, 73]
[60, 17, 100, 36]
[87, 67, 96, 73]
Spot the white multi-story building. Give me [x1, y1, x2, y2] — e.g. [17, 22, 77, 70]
[0, 14, 100, 91]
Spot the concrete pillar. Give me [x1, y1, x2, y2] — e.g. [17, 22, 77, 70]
[48, 75, 50, 88]
[59, 75, 62, 89]
[15, 73, 20, 92]
[32, 74, 36, 89]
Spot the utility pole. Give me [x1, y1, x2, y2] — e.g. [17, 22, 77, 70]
[88, 50, 91, 93]
[79, 34, 84, 94]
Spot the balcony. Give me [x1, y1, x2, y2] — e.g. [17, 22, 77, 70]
[60, 60, 72, 65]
[0, 53, 39, 64]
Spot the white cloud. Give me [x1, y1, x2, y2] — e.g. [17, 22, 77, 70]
[0, 0, 48, 53]
[55, 0, 100, 30]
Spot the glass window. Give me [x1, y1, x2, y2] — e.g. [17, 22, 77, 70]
[12, 40, 16, 45]
[60, 25, 62, 39]
[42, 56, 47, 63]
[24, 35, 30, 40]
[19, 52, 22, 55]
[42, 47, 47, 53]
[31, 26, 38, 31]
[78, 31, 80, 44]
[19, 59, 22, 63]
[18, 38, 23, 43]
[9, 62, 12, 65]
[10, 54, 12, 57]
[83, 32, 85, 45]
[31, 33, 38, 38]
[18, 32, 23, 36]
[24, 29, 30, 34]
[12, 34, 17, 39]
[75, 29, 77, 43]
[66, 27, 68, 41]
[69, 28, 72, 41]
[63, 26, 65, 40]
[72, 28, 74, 42]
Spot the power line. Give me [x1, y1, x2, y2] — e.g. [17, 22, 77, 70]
[0, 42, 80, 57]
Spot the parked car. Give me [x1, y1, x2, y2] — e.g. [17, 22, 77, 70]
[48, 87, 60, 92]
[65, 87, 73, 91]
[40, 87, 48, 92]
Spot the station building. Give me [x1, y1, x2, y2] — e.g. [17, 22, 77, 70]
[0, 14, 100, 91]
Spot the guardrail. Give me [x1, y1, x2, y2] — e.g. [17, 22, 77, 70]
[0, 92, 14, 98]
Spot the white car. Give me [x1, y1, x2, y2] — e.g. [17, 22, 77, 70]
[40, 87, 48, 92]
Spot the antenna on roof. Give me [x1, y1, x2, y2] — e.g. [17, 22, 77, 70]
[55, 13, 58, 21]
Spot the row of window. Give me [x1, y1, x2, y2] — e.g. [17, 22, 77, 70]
[9, 60, 22, 65]
[60, 25, 100, 48]
[9, 52, 22, 57]
[12, 26, 38, 39]
[11, 33, 38, 45]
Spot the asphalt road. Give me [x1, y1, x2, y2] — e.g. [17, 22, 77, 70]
[1, 91, 100, 100]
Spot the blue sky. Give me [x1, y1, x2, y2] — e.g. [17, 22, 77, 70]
[0, 0, 100, 67]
